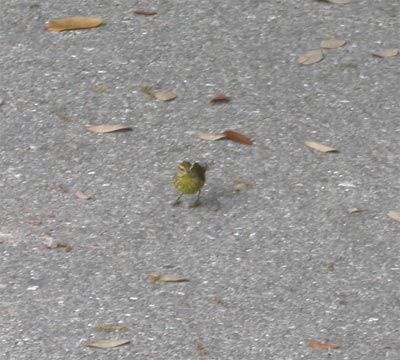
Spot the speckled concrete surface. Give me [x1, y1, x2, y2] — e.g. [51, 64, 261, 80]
[1, 1, 400, 359]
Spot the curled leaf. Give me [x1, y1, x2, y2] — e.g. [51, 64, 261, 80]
[87, 125, 132, 134]
[86, 339, 130, 349]
[47, 17, 103, 32]
[308, 342, 341, 350]
[327, 0, 351, 3]
[373, 48, 399, 58]
[149, 273, 189, 283]
[298, 50, 324, 65]
[198, 133, 226, 141]
[75, 191, 92, 200]
[133, 10, 158, 16]
[320, 39, 346, 49]
[210, 93, 230, 103]
[223, 130, 253, 145]
[304, 141, 337, 153]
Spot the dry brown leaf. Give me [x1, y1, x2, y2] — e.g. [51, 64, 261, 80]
[388, 211, 400, 223]
[154, 89, 177, 102]
[194, 339, 209, 356]
[304, 141, 337, 153]
[75, 190, 92, 200]
[308, 342, 341, 350]
[327, 0, 351, 3]
[210, 93, 230, 103]
[26, 218, 42, 226]
[349, 207, 362, 214]
[320, 39, 346, 49]
[214, 297, 229, 308]
[133, 9, 158, 16]
[86, 339, 130, 349]
[327, 263, 335, 272]
[47, 17, 103, 32]
[87, 125, 132, 134]
[57, 184, 69, 193]
[149, 273, 189, 283]
[223, 130, 253, 145]
[298, 50, 324, 65]
[198, 133, 226, 141]
[373, 48, 399, 58]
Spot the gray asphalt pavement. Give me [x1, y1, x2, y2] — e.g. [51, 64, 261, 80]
[1, 0, 400, 359]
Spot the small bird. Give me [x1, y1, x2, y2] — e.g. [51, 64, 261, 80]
[173, 161, 207, 207]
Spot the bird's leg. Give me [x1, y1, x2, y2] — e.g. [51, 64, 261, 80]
[172, 193, 184, 206]
[189, 190, 202, 208]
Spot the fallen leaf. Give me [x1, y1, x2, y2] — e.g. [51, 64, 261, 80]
[194, 339, 208, 356]
[87, 125, 132, 134]
[298, 50, 324, 65]
[388, 211, 400, 223]
[210, 93, 230, 103]
[198, 133, 226, 141]
[233, 180, 251, 193]
[327, 263, 335, 272]
[58, 242, 73, 252]
[43, 236, 58, 249]
[52, 111, 73, 123]
[373, 48, 399, 58]
[349, 207, 362, 214]
[327, 0, 351, 3]
[320, 39, 346, 49]
[304, 141, 337, 153]
[223, 130, 253, 145]
[75, 191, 93, 200]
[43, 237, 72, 252]
[47, 17, 104, 32]
[338, 63, 355, 68]
[133, 9, 158, 16]
[149, 273, 189, 283]
[86, 339, 130, 349]
[57, 184, 69, 193]
[154, 89, 177, 102]
[308, 342, 341, 350]
[26, 218, 42, 226]
[95, 325, 128, 333]
[214, 297, 229, 308]
[91, 86, 107, 93]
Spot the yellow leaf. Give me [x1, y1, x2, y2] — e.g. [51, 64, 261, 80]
[87, 125, 132, 134]
[304, 141, 337, 153]
[298, 50, 324, 65]
[86, 339, 130, 349]
[47, 17, 103, 32]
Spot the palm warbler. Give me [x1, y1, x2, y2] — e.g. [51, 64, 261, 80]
[173, 161, 207, 206]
